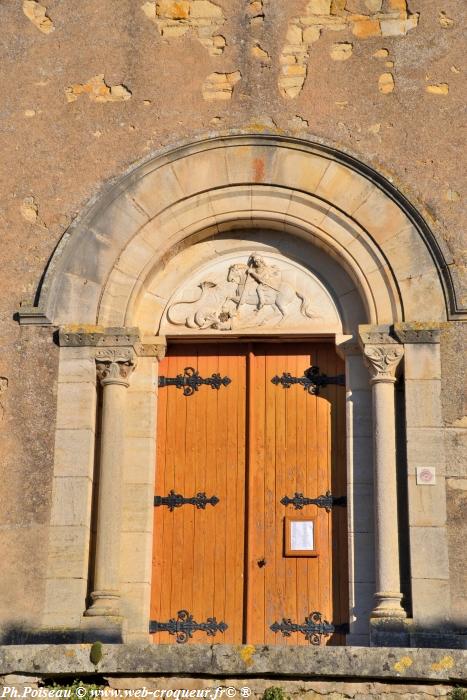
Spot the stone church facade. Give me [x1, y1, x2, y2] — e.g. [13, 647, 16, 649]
[0, 0, 466, 692]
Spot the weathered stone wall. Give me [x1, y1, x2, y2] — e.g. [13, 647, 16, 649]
[0, 0, 466, 640]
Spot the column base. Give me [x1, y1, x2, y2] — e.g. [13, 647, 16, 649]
[369, 617, 411, 647]
[84, 590, 121, 618]
[371, 592, 407, 619]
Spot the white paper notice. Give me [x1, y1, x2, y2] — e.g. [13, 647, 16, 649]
[290, 520, 314, 551]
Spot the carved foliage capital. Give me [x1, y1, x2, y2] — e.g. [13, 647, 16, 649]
[95, 348, 136, 386]
[363, 344, 404, 382]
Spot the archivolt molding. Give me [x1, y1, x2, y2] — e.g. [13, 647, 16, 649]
[28, 135, 458, 331]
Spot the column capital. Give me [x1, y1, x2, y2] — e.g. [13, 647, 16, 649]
[95, 348, 136, 387]
[362, 344, 404, 384]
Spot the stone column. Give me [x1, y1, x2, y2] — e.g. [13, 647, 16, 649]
[85, 347, 136, 618]
[362, 341, 406, 620]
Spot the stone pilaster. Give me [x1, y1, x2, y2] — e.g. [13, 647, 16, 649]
[84, 348, 136, 619]
[360, 327, 406, 622]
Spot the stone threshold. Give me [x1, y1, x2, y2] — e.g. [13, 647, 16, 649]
[0, 645, 465, 683]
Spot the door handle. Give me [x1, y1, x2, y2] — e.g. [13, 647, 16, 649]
[257, 558, 266, 568]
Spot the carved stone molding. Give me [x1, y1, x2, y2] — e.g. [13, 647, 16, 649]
[393, 323, 441, 344]
[95, 348, 136, 387]
[59, 326, 140, 348]
[363, 344, 404, 383]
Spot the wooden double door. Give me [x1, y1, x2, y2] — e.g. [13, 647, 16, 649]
[150, 342, 348, 645]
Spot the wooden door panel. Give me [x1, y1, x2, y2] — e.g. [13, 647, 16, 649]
[151, 344, 247, 645]
[246, 342, 347, 646]
[151, 341, 347, 646]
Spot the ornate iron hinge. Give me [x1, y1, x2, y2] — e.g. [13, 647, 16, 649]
[158, 366, 231, 397]
[270, 612, 335, 645]
[281, 490, 347, 512]
[149, 609, 228, 643]
[154, 490, 219, 511]
[271, 365, 345, 395]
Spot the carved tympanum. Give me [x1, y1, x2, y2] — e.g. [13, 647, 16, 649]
[95, 348, 136, 386]
[363, 345, 404, 382]
[165, 253, 320, 331]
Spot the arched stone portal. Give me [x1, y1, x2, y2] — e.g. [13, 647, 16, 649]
[30, 135, 453, 647]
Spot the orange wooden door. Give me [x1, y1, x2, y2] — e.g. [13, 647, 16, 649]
[150, 344, 247, 644]
[246, 342, 347, 646]
[151, 341, 347, 646]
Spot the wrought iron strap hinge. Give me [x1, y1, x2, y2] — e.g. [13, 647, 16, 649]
[154, 490, 219, 511]
[270, 612, 335, 645]
[281, 490, 347, 512]
[149, 610, 228, 643]
[158, 366, 231, 396]
[271, 365, 345, 395]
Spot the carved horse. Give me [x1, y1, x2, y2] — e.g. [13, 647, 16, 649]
[226, 264, 316, 322]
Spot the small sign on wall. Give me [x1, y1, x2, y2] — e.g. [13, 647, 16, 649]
[284, 516, 318, 557]
[416, 467, 436, 485]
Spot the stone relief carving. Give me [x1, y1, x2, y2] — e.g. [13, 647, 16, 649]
[164, 253, 325, 332]
[95, 348, 136, 386]
[363, 345, 404, 381]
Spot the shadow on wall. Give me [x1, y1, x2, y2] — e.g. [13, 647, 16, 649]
[0, 625, 123, 645]
[0, 623, 466, 648]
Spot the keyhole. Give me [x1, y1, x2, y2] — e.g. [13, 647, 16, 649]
[257, 558, 266, 568]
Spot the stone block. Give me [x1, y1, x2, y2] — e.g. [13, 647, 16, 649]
[47, 525, 90, 579]
[351, 18, 381, 38]
[121, 581, 151, 636]
[42, 578, 87, 628]
[404, 343, 441, 380]
[120, 532, 152, 584]
[381, 226, 436, 282]
[115, 236, 157, 280]
[99, 269, 141, 327]
[349, 436, 373, 484]
[131, 165, 184, 220]
[123, 437, 155, 484]
[347, 389, 372, 437]
[55, 381, 97, 432]
[318, 209, 358, 248]
[54, 428, 95, 478]
[272, 149, 330, 195]
[190, 0, 223, 18]
[405, 380, 442, 428]
[350, 532, 376, 583]
[410, 526, 449, 580]
[50, 477, 93, 527]
[54, 273, 102, 325]
[125, 391, 156, 438]
[350, 582, 374, 634]
[315, 162, 376, 215]
[411, 579, 451, 624]
[122, 483, 154, 532]
[170, 150, 229, 199]
[307, 0, 332, 14]
[353, 189, 411, 245]
[408, 475, 447, 527]
[349, 482, 374, 533]
[58, 353, 96, 383]
[398, 270, 447, 322]
[406, 428, 445, 472]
